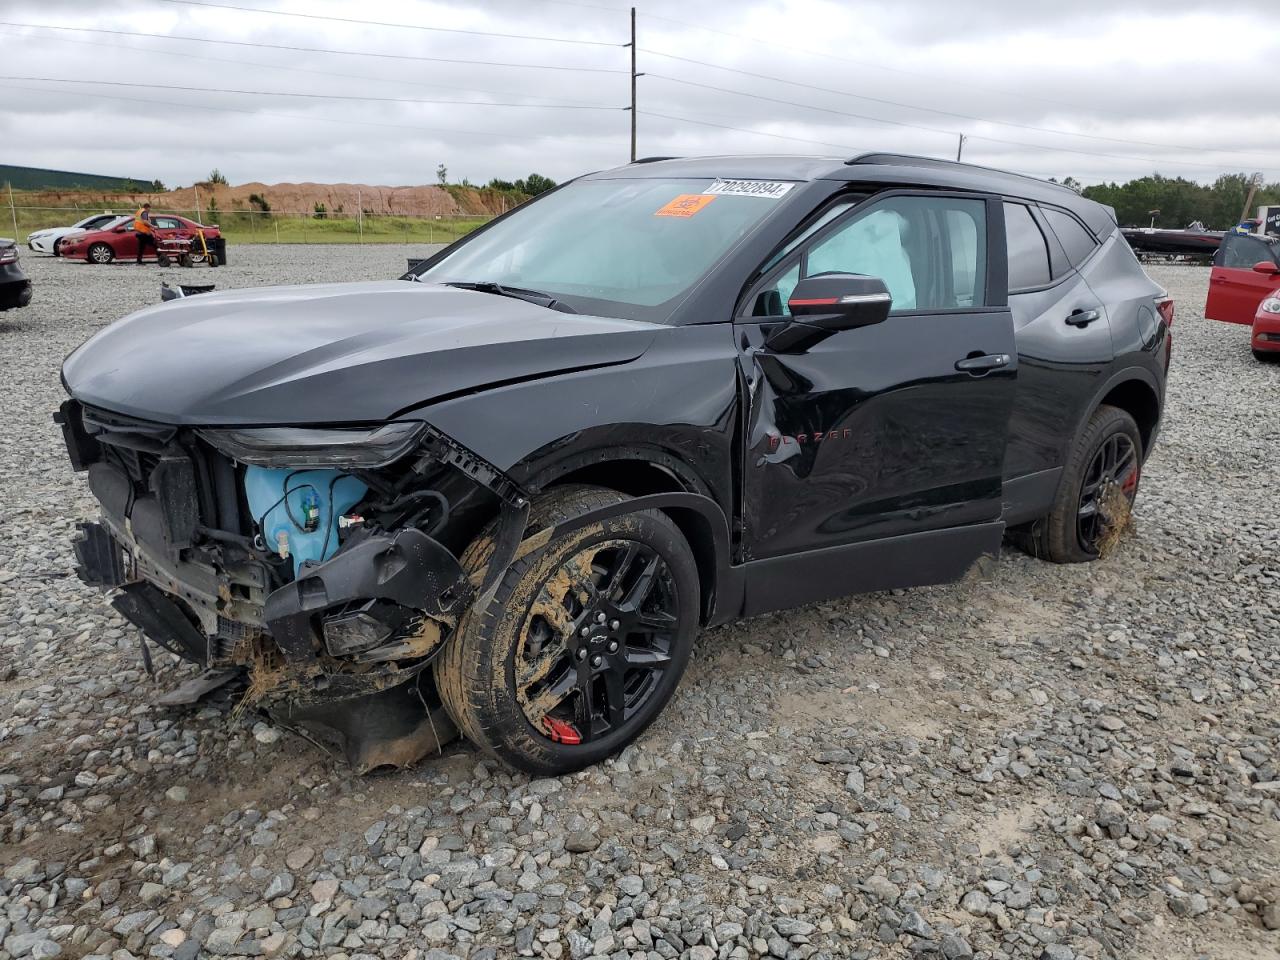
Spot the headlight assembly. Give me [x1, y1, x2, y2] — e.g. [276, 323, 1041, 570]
[1260, 298, 1280, 315]
[199, 421, 425, 468]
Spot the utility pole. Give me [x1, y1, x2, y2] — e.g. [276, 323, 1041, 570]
[1240, 171, 1263, 224]
[956, 134, 966, 162]
[629, 7, 637, 162]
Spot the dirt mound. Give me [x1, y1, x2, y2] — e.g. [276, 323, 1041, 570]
[21, 181, 520, 218]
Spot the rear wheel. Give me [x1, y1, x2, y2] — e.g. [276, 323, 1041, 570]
[436, 485, 699, 775]
[87, 243, 114, 264]
[1009, 405, 1143, 563]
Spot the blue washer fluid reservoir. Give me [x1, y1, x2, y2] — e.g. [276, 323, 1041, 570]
[242, 466, 368, 576]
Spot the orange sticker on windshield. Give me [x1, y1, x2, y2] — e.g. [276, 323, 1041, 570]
[655, 194, 716, 218]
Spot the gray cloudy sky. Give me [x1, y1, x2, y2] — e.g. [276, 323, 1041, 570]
[1, 0, 1276, 189]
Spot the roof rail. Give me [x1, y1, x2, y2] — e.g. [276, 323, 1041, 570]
[845, 152, 1064, 190]
[631, 156, 680, 164]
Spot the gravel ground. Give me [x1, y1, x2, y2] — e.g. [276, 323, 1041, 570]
[1, 248, 1277, 960]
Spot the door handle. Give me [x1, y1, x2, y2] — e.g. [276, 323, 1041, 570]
[1065, 308, 1101, 328]
[954, 353, 1011, 373]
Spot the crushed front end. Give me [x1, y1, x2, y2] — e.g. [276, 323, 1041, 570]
[55, 400, 525, 772]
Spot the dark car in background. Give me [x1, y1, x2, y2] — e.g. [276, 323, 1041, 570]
[0, 238, 33, 311]
[58, 153, 1170, 775]
[59, 214, 222, 264]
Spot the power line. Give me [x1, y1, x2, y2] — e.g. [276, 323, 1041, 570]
[642, 73, 1239, 171]
[0, 76, 627, 111]
[155, 0, 626, 47]
[633, 10, 1106, 117]
[646, 73, 952, 139]
[640, 47, 1273, 165]
[0, 21, 629, 74]
[0, 27, 613, 108]
[638, 110, 862, 153]
[0, 82, 627, 145]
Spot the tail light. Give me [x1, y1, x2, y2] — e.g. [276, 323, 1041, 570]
[0, 246, 17, 265]
[1156, 296, 1174, 328]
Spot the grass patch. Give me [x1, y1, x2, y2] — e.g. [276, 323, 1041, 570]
[4, 203, 489, 247]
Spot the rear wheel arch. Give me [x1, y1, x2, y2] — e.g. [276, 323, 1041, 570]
[1093, 374, 1161, 457]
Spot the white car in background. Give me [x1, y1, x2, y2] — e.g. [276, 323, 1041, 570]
[27, 213, 126, 256]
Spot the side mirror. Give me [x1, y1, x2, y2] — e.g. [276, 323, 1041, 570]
[1251, 260, 1280, 276]
[765, 273, 891, 353]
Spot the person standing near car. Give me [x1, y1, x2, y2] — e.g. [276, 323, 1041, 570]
[133, 202, 156, 264]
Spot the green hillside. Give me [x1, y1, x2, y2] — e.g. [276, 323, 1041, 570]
[0, 164, 153, 192]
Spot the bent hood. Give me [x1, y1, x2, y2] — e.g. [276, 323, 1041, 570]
[62, 280, 660, 425]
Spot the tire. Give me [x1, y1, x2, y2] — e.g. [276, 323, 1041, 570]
[436, 484, 699, 775]
[1009, 404, 1143, 564]
[208, 254, 220, 267]
[178, 253, 192, 268]
[87, 243, 114, 264]
[157, 253, 170, 267]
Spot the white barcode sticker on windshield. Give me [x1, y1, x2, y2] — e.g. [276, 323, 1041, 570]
[703, 178, 796, 199]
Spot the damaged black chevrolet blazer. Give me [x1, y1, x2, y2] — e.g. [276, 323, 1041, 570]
[58, 154, 1171, 775]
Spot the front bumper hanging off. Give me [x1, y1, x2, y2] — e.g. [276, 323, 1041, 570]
[62, 402, 534, 771]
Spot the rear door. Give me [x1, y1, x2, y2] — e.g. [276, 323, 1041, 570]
[1207, 234, 1280, 324]
[737, 191, 1016, 564]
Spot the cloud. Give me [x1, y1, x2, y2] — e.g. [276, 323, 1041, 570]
[0, 0, 1274, 189]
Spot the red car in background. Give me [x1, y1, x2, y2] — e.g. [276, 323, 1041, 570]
[1205, 231, 1280, 325]
[1252, 294, 1280, 360]
[59, 214, 221, 264]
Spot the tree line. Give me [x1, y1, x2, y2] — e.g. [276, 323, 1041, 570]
[1072, 173, 1280, 230]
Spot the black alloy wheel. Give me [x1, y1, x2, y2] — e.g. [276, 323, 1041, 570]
[1006, 404, 1144, 564]
[515, 540, 678, 746]
[436, 485, 699, 775]
[1075, 431, 1139, 553]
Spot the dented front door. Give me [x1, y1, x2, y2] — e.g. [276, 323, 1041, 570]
[735, 192, 1018, 562]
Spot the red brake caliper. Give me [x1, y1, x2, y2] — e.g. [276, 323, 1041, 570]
[1122, 462, 1140, 494]
[542, 716, 582, 745]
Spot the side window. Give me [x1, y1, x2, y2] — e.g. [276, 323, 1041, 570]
[154, 217, 182, 230]
[1218, 234, 1277, 269]
[1042, 208, 1098, 268]
[1004, 202, 1051, 290]
[750, 194, 987, 316]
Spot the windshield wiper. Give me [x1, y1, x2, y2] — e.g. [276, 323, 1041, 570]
[441, 281, 577, 314]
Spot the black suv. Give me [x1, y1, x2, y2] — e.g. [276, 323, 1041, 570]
[58, 154, 1171, 774]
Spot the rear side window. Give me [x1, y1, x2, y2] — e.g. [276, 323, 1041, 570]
[1005, 203, 1051, 290]
[1043, 208, 1098, 268]
[1217, 233, 1279, 269]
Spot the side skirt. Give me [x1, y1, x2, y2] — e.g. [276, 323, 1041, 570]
[731, 521, 1005, 619]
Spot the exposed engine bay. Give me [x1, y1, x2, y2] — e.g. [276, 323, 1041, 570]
[56, 399, 530, 772]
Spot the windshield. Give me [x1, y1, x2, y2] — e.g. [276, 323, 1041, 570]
[414, 177, 793, 322]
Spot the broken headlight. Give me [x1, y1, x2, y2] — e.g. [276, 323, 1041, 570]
[199, 422, 425, 468]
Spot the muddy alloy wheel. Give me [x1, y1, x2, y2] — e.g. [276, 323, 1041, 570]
[515, 539, 679, 745]
[1007, 404, 1143, 564]
[436, 485, 699, 775]
[1076, 431, 1138, 554]
[87, 242, 114, 264]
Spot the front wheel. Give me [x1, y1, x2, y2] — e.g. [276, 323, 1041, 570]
[436, 485, 699, 775]
[1010, 405, 1143, 563]
[87, 243, 114, 264]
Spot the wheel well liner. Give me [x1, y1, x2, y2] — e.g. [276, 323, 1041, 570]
[1096, 376, 1161, 455]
